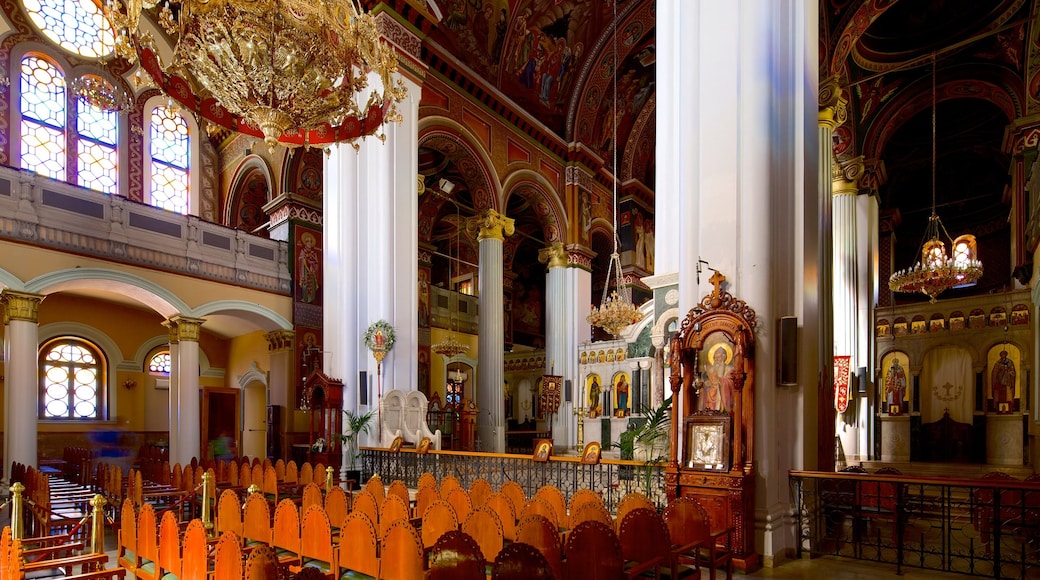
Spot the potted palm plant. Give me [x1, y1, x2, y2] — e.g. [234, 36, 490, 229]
[617, 396, 672, 498]
[340, 409, 376, 485]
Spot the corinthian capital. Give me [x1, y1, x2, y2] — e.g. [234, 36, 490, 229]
[467, 209, 515, 242]
[819, 76, 848, 130]
[538, 243, 568, 269]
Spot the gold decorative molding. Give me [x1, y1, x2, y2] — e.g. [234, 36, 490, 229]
[265, 330, 295, 351]
[163, 320, 180, 345]
[832, 156, 865, 196]
[467, 209, 515, 242]
[1, 291, 44, 324]
[819, 76, 848, 130]
[537, 242, 568, 269]
[168, 316, 207, 342]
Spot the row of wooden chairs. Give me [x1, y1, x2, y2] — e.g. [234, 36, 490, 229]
[2, 525, 127, 580]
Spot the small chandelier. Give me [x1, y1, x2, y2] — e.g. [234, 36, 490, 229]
[889, 55, 982, 303]
[104, 0, 407, 150]
[70, 70, 132, 113]
[432, 195, 470, 359]
[432, 334, 469, 358]
[586, 4, 643, 338]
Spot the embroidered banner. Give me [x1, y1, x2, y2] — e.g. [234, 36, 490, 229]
[834, 355, 851, 413]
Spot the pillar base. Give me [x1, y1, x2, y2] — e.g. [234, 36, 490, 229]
[986, 414, 1024, 466]
[879, 415, 910, 462]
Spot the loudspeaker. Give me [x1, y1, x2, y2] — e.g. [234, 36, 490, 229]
[856, 367, 868, 394]
[777, 316, 798, 385]
[565, 380, 572, 403]
[359, 371, 368, 405]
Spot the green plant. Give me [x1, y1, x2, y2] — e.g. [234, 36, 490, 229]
[615, 396, 672, 496]
[339, 409, 376, 471]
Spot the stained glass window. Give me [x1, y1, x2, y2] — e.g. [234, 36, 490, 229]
[20, 54, 66, 180]
[148, 351, 171, 374]
[39, 338, 105, 420]
[77, 82, 119, 193]
[22, 0, 114, 58]
[150, 106, 190, 214]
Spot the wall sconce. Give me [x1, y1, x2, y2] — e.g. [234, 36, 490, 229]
[123, 379, 137, 390]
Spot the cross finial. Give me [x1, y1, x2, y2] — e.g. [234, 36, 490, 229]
[709, 270, 726, 299]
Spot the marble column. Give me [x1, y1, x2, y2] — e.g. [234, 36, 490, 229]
[1, 291, 44, 478]
[164, 321, 180, 465]
[833, 156, 864, 461]
[538, 242, 569, 446]
[265, 329, 294, 459]
[469, 209, 514, 453]
[171, 316, 205, 466]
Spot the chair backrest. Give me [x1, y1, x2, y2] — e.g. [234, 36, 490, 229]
[416, 485, 440, 519]
[500, 481, 526, 516]
[491, 541, 553, 580]
[243, 543, 278, 580]
[158, 510, 181, 577]
[463, 506, 504, 562]
[181, 519, 209, 580]
[238, 461, 252, 489]
[380, 519, 425, 580]
[339, 511, 379, 578]
[301, 482, 324, 514]
[243, 490, 273, 544]
[352, 490, 381, 529]
[661, 497, 711, 548]
[272, 499, 301, 555]
[448, 487, 473, 524]
[564, 520, 624, 580]
[137, 502, 158, 566]
[534, 485, 568, 528]
[470, 478, 493, 509]
[486, 492, 517, 541]
[263, 465, 279, 500]
[571, 501, 613, 528]
[172, 463, 183, 490]
[421, 499, 460, 549]
[313, 463, 327, 486]
[381, 493, 412, 537]
[619, 507, 671, 565]
[275, 459, 286, 481]
[569, 488, 604, 515]
[418, 472, 437, 492]
[324, 486, 349, 529]
[428, 529, 486, 580]
[251, 463, 264, 491]
[388, 479, 410, 507]
[519, 496, 558, 529]
[227, 460, 240, 487]
[365, 475, 386, 506]
[300, 504, 335, 567]
[213, 530, 244, 580]
[300, 462, 313, 486]
[117, 499, 137, 566]
[440, 474, 462, 500]
[615, 492, 655, 532]
[217, 488, 244, 537]
[516, 514, 562, 580]
[285, 460, 298, 485]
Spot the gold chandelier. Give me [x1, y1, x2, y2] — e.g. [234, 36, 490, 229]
[432, 190, 470, 359]
[889, 56, 982, 303]
[586, 3, 643, 338]
[105, 0, 407, 150]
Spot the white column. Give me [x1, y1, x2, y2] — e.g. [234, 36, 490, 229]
[565, 248, 593, 450]
[265, 330, 294, 460]
[171, 316, 205, 466]
[2, 291, 43, 477]
[833, 159, 863, 462]
[471, 209, 514, 453]
[857, 193, 878, 458]
[539, 243, 569, 446]
[164, 322, 180, 464]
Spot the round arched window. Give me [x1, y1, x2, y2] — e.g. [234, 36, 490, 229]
[22, 0, 114, 58]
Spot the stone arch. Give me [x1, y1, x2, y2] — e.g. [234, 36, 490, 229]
[418, 118, 502, 213]
[225, 155, 275, 234]
[500, 169, 567, 244]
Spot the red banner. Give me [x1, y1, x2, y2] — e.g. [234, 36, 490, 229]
[834, 355, 851, 413]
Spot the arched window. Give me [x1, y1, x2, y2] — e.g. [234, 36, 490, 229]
[148, 349, 171, 375]
[39, 337, 107, 420]
[19, 53, 66, 181]
[149, 105, 191, 214]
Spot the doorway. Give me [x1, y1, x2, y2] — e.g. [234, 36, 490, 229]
[202, 388, 240, 461]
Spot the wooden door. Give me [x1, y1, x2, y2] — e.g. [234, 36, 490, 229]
[202, 388, 241, 462]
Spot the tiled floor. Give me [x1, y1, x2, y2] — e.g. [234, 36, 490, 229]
[734, 556, 985, 579]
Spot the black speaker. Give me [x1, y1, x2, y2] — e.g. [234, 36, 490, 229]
[777, 316, 798, 385]
[359, 371, 368, 405]
[565, 380, 572, 403]
[856, 367, 868, 394]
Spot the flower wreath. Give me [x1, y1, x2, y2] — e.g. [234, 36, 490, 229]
[363, 319, 396, 353]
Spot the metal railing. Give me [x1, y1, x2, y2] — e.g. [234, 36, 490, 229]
[361, 447, 667, 512]
[790, 470, 1040, 579]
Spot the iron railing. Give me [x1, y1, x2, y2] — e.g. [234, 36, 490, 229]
[360, 447, 667, 512]
[790, 470, 1040, 579]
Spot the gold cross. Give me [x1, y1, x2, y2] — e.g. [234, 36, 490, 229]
[709, 270, 726, 298]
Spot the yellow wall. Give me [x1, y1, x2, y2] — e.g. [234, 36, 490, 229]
[429, 328, 478, 403]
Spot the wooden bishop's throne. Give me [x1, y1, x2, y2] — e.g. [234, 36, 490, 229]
[302, 370, 344, 471]
[666, 271, 758, 570]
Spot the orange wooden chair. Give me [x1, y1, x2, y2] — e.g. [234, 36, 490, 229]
[418, 472, 437, 492]
[517, 514, 563, 580]
[572, 501, 613, 529]
[500, 481, 526, 519]
[324, 486, 349, 531]
[421, 499, 459, 551]
[440, 475, 462, 501]
[365, 475, 386, 506]
[463, 506, 504, 563]
[388, 479, 411, 508]
[662, 497, 729, 580]
[380, 519, 424, 580]
[381, 493, 412, 537]
[134, 503, 160, 580]
[616, 493, 656, 532]
[272, 498, 302, 566]
[534, 485, 568, 529]
[564, 520, 624, 580]
[244, 543, 279, 580]
[285, 461, 299, 487]
[157, 510, 181, 579]
[337, 511, 379, 578]
[116, 499, 138, 572]
[213, 530, 244, 580]
[299, 463, 314, 487]
[243, 489, 273, 546]
[291, 505, 336, 578]
[492, 541, 554, 580]
[447, 487, 473, 525]
[570, 489, 605, 515]
[217, 488, 244, 538]
[470, 478, 493, 509]
[180, 519, 209, 580]
[301, 482, 324, 514]
[519, 496, 559, 530]
[415, 485, 440, 519]
[486, 492, 517, 542]
[429, 529, 486, 580]
[352, 490, 381, 532]
[619, 507, 671, 579]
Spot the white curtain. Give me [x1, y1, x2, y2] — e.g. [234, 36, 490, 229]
[919, 346, 974, 424]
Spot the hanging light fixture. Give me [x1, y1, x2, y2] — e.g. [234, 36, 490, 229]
[103, 0, 407, 150]
[67, 21, 132, 112]
[586, 3, 643, 338]
[889, 55, 983, 303]
[433, 193, 471, 358]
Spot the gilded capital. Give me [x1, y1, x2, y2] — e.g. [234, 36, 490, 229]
[163, 320, 179, 345]
[1, 291, 44, 324]
[467, 209, 515, 242]
[819, 76, 848, 130]
[168, 316, 206, 342]
[265, 330, 295, 351]
[537, 243, 568, 269]
[832, 156, 865, 197]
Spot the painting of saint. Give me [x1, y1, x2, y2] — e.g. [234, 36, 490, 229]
[614, 373, 630, 417]
[297, 231, 321, 304]
[699, 340, 735, 412]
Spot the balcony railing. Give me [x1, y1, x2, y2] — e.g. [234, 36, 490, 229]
[361, 447, 668, 512]
[0, 165, 290, 294]
[790, 470, 1040, 579]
